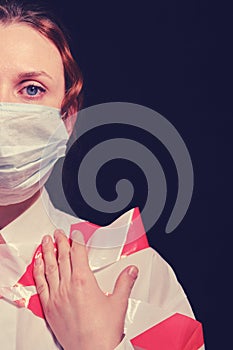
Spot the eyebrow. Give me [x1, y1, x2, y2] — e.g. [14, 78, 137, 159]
[17, 71, 53, 81]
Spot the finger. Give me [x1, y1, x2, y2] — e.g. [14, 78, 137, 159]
[33, 253, 49, 307]
[54, 229, 71, 283]
[41, 235, 59, 292]
[70, 230, 90, 278]
[112, 265, 138, 305]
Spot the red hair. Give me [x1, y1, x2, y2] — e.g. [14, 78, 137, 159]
[0, 0, 83, 116]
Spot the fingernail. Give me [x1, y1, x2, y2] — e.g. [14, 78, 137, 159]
[54, 229, 65, 239]
[127, 266, 138, 279]
[34, 254, 42, 266]
[42, 235, 50, 245]
[54, 228, 65, 235]
[71, 230, 85, 244]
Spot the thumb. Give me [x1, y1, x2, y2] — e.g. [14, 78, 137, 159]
[113, 265, 138, 303]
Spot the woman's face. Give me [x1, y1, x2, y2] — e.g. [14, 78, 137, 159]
[0, 23, 65, 108]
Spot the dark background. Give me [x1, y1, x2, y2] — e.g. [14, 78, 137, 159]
[43, 1, 232, 349]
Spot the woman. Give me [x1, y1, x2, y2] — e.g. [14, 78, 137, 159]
[0, 1, 204, 349]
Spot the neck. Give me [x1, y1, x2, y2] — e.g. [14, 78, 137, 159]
[0, 190, 41, 230]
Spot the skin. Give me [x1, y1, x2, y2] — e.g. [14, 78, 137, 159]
[0, 23, 138, 349]
[0, 23, 65, 228]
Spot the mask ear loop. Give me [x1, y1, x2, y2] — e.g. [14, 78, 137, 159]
[61, 111, 68, 120]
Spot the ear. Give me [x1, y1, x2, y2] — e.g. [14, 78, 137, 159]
[63, 106, 78, 136]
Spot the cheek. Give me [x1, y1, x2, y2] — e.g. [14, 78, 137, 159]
[47, 78, 66, 109]
[56, 87, 66, 109]
[56, 74, 66, 107]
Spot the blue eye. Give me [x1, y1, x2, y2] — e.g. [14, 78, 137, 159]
[19, 83, 46, 100]
[26, 85, 41, 96]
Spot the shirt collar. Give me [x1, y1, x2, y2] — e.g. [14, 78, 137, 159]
[1, 189, 56, 246]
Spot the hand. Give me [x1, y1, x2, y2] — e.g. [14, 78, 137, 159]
[33, 229, 138, 350]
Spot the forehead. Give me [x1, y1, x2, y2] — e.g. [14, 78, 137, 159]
[0, 23, 64, 78]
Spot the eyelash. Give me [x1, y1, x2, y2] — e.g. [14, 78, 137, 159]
[19, 83, 46, 100]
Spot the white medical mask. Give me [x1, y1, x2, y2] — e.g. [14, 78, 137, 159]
[0, 103, 69, 205]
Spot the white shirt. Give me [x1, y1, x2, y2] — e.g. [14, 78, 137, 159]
[0, 189, 203, 350]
